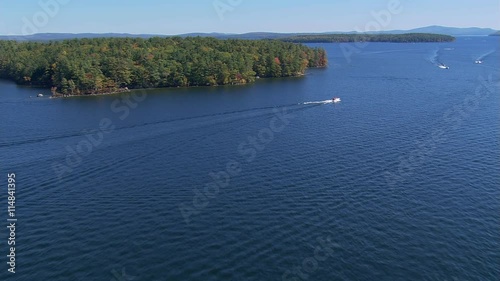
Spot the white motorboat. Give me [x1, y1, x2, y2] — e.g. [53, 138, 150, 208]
[332, 97, 341, 103]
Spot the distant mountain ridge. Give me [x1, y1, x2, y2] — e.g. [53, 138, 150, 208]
[0, 26, 497, 41]
[383, 26, 497, 36]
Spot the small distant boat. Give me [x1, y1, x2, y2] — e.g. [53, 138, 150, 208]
[438, 64, 449, 69]
[332, 97, 341, 103]
[475, 60, 483, 64]
[37, 93, 44, 97]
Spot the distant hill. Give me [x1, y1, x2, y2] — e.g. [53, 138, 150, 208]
[397, 26, 497, 36]
[321, 26, 498, 36]
[0, 26, 497, 41]
[490, 31, 500, 36]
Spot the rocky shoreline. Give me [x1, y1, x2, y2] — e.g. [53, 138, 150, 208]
[49, 87, 131, 99]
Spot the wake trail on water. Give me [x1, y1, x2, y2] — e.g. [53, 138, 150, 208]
[476, 50, 496, 61]
[1, 101, 327, 148]
[428, 48, 440, 65]
[428, 48, 448, 67]
[428, 48, 452, 69]
[16, 103, 329, 193]
[302, 100, 334, 105]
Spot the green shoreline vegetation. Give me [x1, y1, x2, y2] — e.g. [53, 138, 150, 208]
[0, 37, 327, 97]
[280, 33, 456, 43]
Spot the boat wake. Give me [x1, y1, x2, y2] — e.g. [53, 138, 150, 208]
[429, 48, 449, 68]
[1, 101, 333, 148]
[475, 49, 495, 63]
[302, 100, 334, 105]
[428, 48, 440, 65]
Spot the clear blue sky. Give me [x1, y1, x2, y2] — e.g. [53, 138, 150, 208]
[0, 0, 499, 35]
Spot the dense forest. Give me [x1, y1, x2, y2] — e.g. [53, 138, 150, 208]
[281, 33, 456, 43]
[0, 37, 327, 96]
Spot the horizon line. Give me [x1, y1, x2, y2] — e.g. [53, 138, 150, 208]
[1, 25, 498, 37]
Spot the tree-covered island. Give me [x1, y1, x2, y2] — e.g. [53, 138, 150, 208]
[280, 33, 456, 43]
[0, 37, 327, 96]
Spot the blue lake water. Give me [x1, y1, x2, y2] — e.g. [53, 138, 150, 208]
[0, 36, 499, 280]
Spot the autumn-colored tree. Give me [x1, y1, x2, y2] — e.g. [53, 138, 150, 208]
[0, 37, 327, 95]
